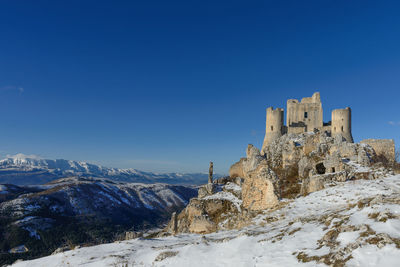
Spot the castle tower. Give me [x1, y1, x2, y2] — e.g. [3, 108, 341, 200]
[286, 92, 323, 132]
[331, 107, 353, 143]
[262, 107, 284, 151]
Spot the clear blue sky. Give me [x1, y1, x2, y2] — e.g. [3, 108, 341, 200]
[0, 0, 399, 174]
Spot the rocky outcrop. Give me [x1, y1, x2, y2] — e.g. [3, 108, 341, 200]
[229, 158, 245, 178]
[223, 182, 242, 199]
[242, 164, 280, 210]
[300, 175, 326, 195]
[163, 195, 240, 234]
[234, 144, 281, 210]
[258, 132, 393, 198]
[243, 144, 266, 176]
[125, 231, 142, 240]
[230, 144, 267, 181]
[162, 131, 396, 236]
[197, 183, 217, 198]
[214, 176, 243, 186]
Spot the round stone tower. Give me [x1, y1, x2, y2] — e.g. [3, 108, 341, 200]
[262, 107, 284, 151]
[331, 107, 353, 143]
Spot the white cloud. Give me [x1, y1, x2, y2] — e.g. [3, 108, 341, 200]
[388, 121, 400, 126]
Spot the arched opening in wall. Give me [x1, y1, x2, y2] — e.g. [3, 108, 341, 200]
[271, 126, 273, 131]
[331, 167, 336, 173]
[304, 112, 308, 119]
[316, 163, 326, 174]
[334, 127, 336, 131]
[341, 126, 344, 132]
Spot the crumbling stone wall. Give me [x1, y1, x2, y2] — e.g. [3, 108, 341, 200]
[360, 139, 395, 163]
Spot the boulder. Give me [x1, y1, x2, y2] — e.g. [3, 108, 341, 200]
[163, 197, 239, 234]
[189, 217, 217, 233]
[242, 164, 280, 210]
[125, 231, 143, 240]
[243, 144, 265, 176]
[223, 182, 242, 199]
[198, 183, 217, 198]
[300, 175, 326, 195]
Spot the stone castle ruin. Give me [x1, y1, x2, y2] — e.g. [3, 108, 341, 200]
[262, 92, 353, 151]
[161, 92, 396, 236]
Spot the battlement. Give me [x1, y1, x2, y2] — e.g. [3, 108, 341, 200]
[266, 107, 284, 115]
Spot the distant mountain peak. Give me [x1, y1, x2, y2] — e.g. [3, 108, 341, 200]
[0, 154, 212, 185]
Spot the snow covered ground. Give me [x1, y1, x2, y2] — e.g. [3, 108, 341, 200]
[11, 175, 400, 267]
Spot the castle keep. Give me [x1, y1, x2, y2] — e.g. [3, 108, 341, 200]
[262, 92, 353, 151]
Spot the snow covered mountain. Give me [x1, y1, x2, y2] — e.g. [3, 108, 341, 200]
[0, 177, 197, 265]
[0, 154, 212, 185]
[10, 174, 400, 267]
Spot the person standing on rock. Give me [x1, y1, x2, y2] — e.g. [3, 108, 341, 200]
[208, 161, 213, 184]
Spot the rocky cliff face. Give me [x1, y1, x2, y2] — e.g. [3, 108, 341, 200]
[162, 132, 395, 235]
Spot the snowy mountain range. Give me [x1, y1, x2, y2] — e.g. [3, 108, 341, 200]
[0, 154, 213, 185]
[0, 177, 197, 265]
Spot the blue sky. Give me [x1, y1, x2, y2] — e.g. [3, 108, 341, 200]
[0, 0, 399, 174]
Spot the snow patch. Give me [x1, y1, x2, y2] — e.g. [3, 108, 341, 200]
[348, 244, 400, 267]
[337, 231, 361, 247]
[203, 191, 242, 212]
